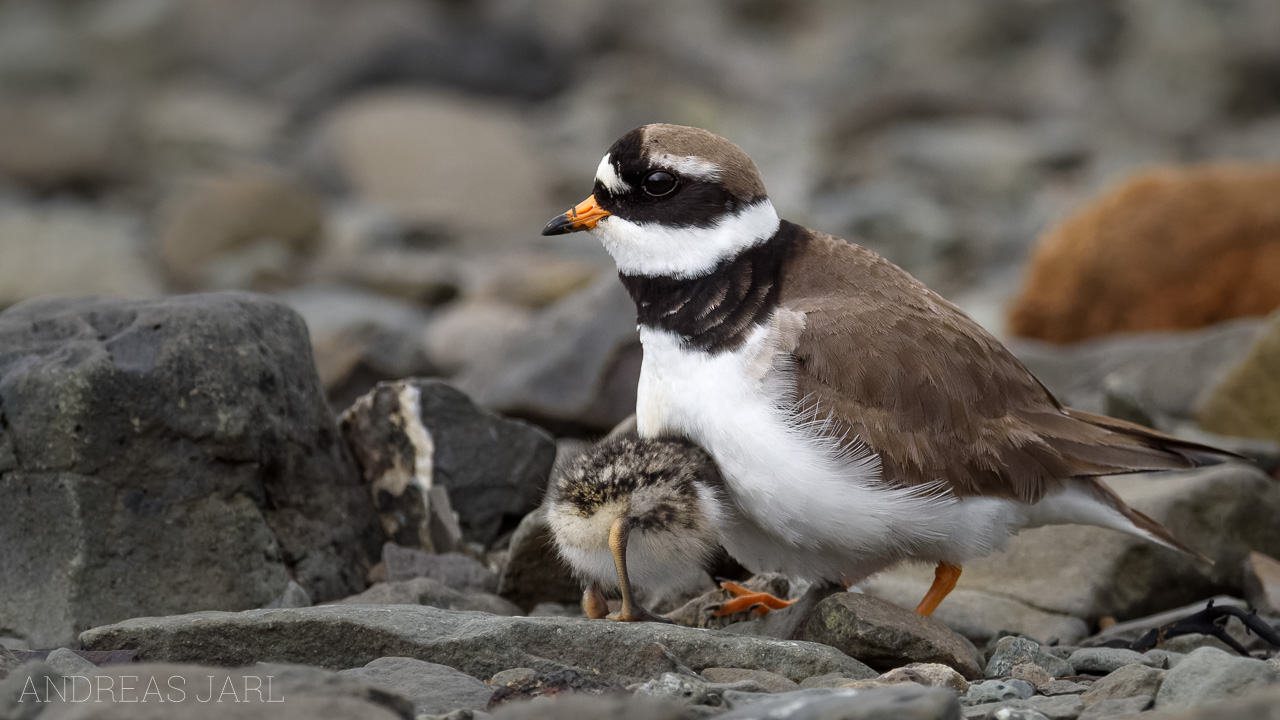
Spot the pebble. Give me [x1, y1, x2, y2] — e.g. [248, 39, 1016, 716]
[633, 673, 710, 705]
[1140, 650, 1185, 670]
[43, 648, 96, 676]
[986, 637, 1075, 679]
[490, 668, 537, 686]
[1067, 648, 1151, 675]
[1038, 679, 1091, 696]
[1010, 663, 1052, 688]
[880, 662, 971, 693]
[1080, 664, 1164, 707]
[798, 672, 861, 689]
[1156, 633, 1237, 654]
[967, 679, 1036, 704]
[718, 685, 961, 720]
[1077, 695, 1151, 720]
[699, 668, 797, 693]
[979, 695, 1085, 720]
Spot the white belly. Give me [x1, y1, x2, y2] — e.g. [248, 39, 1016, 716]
[635, 322, 1030, 583]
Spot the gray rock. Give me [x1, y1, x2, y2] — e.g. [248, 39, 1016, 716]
[382, 544, 499, 593]
[79, 604, 876, 684]
[328, 577, 521, 616]
[1242, 551, 1280, 614]
[973, 709, 1052, 720]
[976, 694, 1084, 720]
[1039, 680, 1092, 696]
[718, 685, 961, 719]
[489, 668, 537, 687]
[633, 672, 710, 705]
[1153, 646, 1280, 709]
[43, 648, 96, 677]
[800, 592, 986, 679]
[879, 663, 971, 693]
[1141, 650, 1186, 670]
[699, 668, 797, 693]
[340, 379, 555, 547]
[0, 293, 380, 647]
[266, 580, 314, 609]
[1081, 664, 1164, 706]
[873, 464, 1280, 625]
[497, 506, 583, 611]
[455, 274, 641, 434]
[1156, 633, 1237, 655]
[799, 673, 864, 689]
[1078, 695, 1151, 720]
[1067, 649, 1151, 675]
[338, 656, 493, 716]
[1010, 662, 1052, 688]
[33, 662, 415, 719]
[0, 646, 18, 680]
[967, 679, 1035, 704]
[487, 695, 693, 720]
[986, 637, 1075, 680]
[0, 661, 62, 720]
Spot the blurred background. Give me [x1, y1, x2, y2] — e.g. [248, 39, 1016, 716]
[2, 0, 1279, 434]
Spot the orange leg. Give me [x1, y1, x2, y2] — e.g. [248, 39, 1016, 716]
[915, 563, 962, 616]
[712, 580, 797, 617]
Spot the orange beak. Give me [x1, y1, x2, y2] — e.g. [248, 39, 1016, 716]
[542, 195, 611, 235]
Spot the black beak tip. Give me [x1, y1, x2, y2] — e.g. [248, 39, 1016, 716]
[541, 214, 573, 236]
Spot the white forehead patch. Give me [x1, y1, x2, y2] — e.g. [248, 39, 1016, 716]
[595, 153, 630, 194]
[651, 153, 720, 181]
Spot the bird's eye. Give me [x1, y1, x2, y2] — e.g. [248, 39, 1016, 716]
[642, 171, 678, 197]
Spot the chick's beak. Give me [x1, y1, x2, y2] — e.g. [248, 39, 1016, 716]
[542, 195, 611, 235]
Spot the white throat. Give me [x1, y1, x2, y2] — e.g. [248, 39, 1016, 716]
[592, 200, 780, 278]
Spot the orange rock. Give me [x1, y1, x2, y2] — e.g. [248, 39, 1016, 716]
[1009, 165, 1280, 344]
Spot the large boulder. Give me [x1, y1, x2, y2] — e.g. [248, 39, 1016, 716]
[1198, 309, 1280, 444]
[0, 293, 381, 647]
[339, 379, 556, 547]
[1008, 164, 1280, 344]
[79, 605, 877, 685]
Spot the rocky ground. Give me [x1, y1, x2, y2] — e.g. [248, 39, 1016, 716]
[3, 1, 1280, 719]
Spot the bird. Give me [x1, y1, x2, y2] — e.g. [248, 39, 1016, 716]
[542, 123, 1236, 621]
[545, 435, 729, 622]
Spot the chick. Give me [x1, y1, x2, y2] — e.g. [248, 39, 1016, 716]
[546, 436, 727, 622]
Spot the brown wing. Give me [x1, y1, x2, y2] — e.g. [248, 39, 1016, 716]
[779, 227, 1233, 503]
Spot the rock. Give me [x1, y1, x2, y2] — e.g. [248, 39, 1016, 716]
[317, 90, 553, 240]
[1199, 309, 1280, 443]
[0, 293, 380, 647]
[0, 91, 130, 188]
[496, 506, 584, 611]
[1156, 634, 1237, 655]
[967, 679, 1035, 704]
[33, 662, 415, 719]
[486, 667, 621, 709]
[634, 672, 710, 705]
[339, 379, 556, 547]
[985, 637, 1075, 680]
[1080, 597, 1247, 650]
[700, 668, 797, 693]
[1009, 165, 1280, 344]
[490, 668, 537, 686]
[1242, 551, 1280, 613]
[421, 301, 534, 376]
[1010, 663, 1053, 688]
[799, 673, 865, 689]
[1081, 664, 1165, 707]
[1040, 680, 1092, 696]
[382, 544, 498, 593]
[1007, 318, 1263, 421]
[324, 249, 461, 306]
[1144, 684, 1280, 720]
[974, 694, 1085, 720]
[266, 580, 314, 609]
[1068, 649, 1151, 675]
[0, 661, 62, 720]
[1078, 696, 1151, 720]
[1153, 646, 1280, 709]
[338, 656, 493, 716]
[717, 685, 961, 720]
[465, 255, 607, 309]
[43, 648, 96, 677]
[862, 575, 1089, 646]
[455, 275, 641, 434]
[140, 84, 288, 163]
[668, 574, 790, 631]
[329, 577, 521, 616]
[867, 464, 1280, 622]
[0, 646, 17, 680]
[156, 166, 324, 290]
[1141, 651, 1186, 670]
[0, 204, 162, 308]
[487, 695, 691, 720]
[801, 593, 985, 680]
[79, 604, 877, 685]
[879, 662, 970, 693]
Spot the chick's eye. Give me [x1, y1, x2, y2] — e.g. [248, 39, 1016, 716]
[642, 171, 678, 197]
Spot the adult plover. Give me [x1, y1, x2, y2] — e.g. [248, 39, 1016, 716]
[543, 124, 1232, 618]
[546, 436, 726, 622]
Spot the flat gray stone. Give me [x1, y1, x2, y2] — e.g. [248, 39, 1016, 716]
[967, 679, 1035, 704]
[1068, 648, 1150, 675]
[487, 695, 692, 720]
[633, 672, 710, 705]
[986, 637, 1075, 679]
[1154, 646, 1280, 709]
[718, 685, 961, 720]
[978, 694, 1084, 720]
[328, 577, 521, 616]
[1081, 664, 1164, 707]
[382, 544, 499, 592]
[699, 667, 797, 693]
[339, 656, 493, 716]
[1141, 650, 1186, 669]
[1078, 695, 1150, 720]
[79, 604, 875, 684]
[801, 592, 985, 679]
[43, 648, 96, 677]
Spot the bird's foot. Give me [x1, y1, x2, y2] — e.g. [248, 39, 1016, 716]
[712, 580, 796, 617]
[607, 604, 674, 623]
[582, 584, 609, 620]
